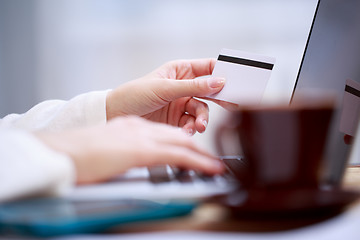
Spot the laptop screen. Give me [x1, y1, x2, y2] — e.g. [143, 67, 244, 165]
[291, 0, 360, 185]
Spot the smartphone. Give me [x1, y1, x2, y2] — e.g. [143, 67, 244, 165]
[0, 198, 196, 237]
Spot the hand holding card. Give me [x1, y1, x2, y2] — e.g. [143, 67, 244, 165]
[208, 48, 276, 105]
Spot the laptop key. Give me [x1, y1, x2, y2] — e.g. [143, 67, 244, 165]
[195, 172, 217, 183]
[148, 165, 173, 183]
[173, 169, 195, 183]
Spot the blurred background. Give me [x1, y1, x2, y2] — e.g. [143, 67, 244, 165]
[0, 0, 318, 154]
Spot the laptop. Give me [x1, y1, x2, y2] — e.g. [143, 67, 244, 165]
[69, 0, 360, 201]
[291, 0, 360, 186]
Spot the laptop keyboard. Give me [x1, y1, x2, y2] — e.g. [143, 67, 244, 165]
[69, 156, 246, 201]
[147, 156, 245, 185]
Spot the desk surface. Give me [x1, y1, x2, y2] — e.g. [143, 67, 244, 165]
[95, 167, 360, 239]
[41, 167, 360, 240]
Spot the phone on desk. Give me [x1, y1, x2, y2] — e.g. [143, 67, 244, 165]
[0, 198, 196, 237]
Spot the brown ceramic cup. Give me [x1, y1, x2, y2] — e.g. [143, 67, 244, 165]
[216, 98, 335, 190]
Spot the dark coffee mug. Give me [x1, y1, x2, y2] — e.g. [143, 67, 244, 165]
[216, 99, 335, 190]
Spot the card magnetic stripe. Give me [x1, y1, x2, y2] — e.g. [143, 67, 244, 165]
[217, 55, 274, 70]
[345, 85, 360, 98]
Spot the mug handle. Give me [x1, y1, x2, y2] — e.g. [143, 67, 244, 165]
[215, 124, 230, 156]
[215, 115, 241, 157]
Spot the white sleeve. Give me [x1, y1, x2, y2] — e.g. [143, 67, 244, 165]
[0, 90, 109, 131]
[0, 128, 75, 202]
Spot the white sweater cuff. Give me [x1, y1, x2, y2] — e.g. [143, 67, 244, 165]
[0, 129, 75, 202]
[0, 90, 110, 131]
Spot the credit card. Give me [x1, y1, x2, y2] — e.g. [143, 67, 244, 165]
[208, 48, 276, 105]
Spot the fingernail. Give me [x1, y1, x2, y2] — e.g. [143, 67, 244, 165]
[181, 127, 194, 136]
[208, 77, 225, 88]
[202, 120, 208, 129]
[186, 128, 194, 136]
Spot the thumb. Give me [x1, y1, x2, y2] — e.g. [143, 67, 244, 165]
[164, 77, 226, 100]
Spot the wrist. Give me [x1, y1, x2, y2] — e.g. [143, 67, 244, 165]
[35, 130, 89, 184]
[106, 89, 127, 121]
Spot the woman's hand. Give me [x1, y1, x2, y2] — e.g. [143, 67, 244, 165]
[106, 59, 237, 135]
[36, 116, 224, 184]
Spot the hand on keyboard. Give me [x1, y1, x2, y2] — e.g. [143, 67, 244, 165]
[148, 156, 246, 185]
